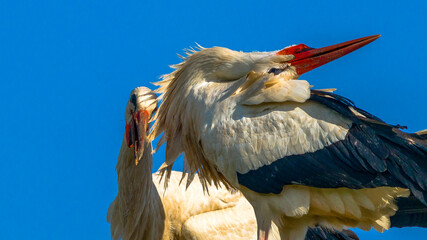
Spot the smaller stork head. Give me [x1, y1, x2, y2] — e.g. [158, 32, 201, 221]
[125, 87, 158, 165]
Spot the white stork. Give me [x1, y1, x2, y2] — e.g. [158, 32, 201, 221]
[150, 35, 427, 240]
[108, 87, 361, 240]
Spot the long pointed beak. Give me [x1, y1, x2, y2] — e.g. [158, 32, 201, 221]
[276, 35, 381, 75]
[125, 109, 150, 165]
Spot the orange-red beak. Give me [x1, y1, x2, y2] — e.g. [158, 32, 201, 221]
[276, 35, 381, 75]
[125, 109, 150, 165]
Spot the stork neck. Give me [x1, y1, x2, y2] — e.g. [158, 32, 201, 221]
[116, 136, 166, 239]
[117, 135, 156, 196]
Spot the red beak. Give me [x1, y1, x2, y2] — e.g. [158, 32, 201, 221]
[276, 35, 381, 75]
[125, 109, 150, 165]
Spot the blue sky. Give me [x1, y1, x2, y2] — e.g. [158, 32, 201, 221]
[1, 0, 426, 239]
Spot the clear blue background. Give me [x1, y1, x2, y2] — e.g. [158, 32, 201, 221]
[1, 0, 426, 239]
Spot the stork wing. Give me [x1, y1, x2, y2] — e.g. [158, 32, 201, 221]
[236, 90, 427, 204]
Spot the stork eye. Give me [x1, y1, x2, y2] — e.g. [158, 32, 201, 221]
[268, 67, 287, 75]
[130, 94, 137, 106]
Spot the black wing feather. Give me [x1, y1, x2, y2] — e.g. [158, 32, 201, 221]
[391, 196, 427, 228]
[306, 227, 359, 240]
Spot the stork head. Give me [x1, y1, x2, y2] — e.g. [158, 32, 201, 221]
[150, 35, 380, 185]
[153, 35, 380, 107]
[125, 87, 157, 165]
